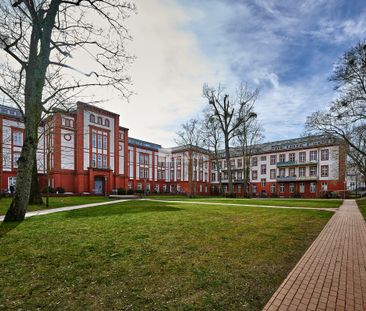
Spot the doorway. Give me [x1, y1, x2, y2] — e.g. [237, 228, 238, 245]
[94, 177, 105, 194]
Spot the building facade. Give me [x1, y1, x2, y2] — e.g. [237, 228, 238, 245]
[210, 137, 347, 197]
[0, 103, 346, 198]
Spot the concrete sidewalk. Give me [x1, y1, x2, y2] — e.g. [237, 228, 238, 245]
[0, 198, 134, 221]
[263, 200, 366, 311]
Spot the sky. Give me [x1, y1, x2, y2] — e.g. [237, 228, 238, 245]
[97, 0, 366, 147]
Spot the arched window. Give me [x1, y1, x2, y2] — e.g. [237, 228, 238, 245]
[97, 117, 103, 125]
[90, 114, 95, 123]
[104, 119, 110, 127]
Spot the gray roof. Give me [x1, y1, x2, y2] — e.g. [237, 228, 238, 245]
[128, 137, 162, 150]
[0, 104, 22, 118]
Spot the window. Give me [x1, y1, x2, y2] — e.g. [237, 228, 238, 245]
[261, 178, 266, 187]
[279, 168, 285, 177]
[223, 160, 227, 168]
[92, 132, 97, 148]
[90, 114, 95, 123]
[137, 183, 142, 191]
[104, 119, 110, 127]
[237, 171, 242, 180]
[310, 166, 317, 176]
[223, 172, 228, 180]
[13, 131, 23, 146]
[289, 183, 295, 193]
[97, 154, 102, 168]
[103, 135, 108, 150]
[280, 183, 285, 193]
[270, 184, 276, 193]
[199, 185, 202, 192]
[252, 170, 258, 180]
[102, 155, 107, 168]
[299, 183, 305, 193]
[270, 169, 276, 179]
[252, 157, 258, 166]
[261, 164, 267, 175]
[310, 182, 316, 193]
[13, 152, 21, 168]
[211, 162, 216, 170]
[299, 152, 306, 163]
[97, 134, 102, 149]
[211, 173, 216, 182]
[252, 184, 257, 193]
[119, 132, 124, 141]
[279, 154, 286, 162]
[97, 117, 103, 125]
[310, 150, 317, 161]
[8, 177, 16, 191]
[261, 156, 267, 161]
[321, 182, 328, 191]
[64, 118, 74, 128]
[128, 182, 132, 190]
[230, 159, 235, 168]
[237, 158, 243, 168]
[299, 167, 306, 177]
[289, 153, 295, 162]
[270, 155, 276, 165]
[321, 165, 329, 177]
[321, 149, 329, 161]
[289, 168, 295, 177]
[92, 153, 96, 167]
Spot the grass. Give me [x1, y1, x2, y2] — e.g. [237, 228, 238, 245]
[357, 198, 366, 219]
[0, 200, 333, 310]
[0, 196, 111, 216]
[148, 195, 343, 209]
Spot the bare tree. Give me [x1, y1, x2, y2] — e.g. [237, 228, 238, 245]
[0, 0, 135, 221]
[306, 41, 366, 181]
[234, 85, 263, 195]
[175, 118, 203, 196]
[202, 109, 223, 195]
[203, 83, 259, 195]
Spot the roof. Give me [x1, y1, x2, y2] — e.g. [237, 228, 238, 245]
[0, 104, 22, 119]
[128, 137, 162, 150]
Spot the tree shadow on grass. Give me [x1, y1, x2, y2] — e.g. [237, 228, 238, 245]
[0, 221, 22, 239]
[63, 202, 183, 219]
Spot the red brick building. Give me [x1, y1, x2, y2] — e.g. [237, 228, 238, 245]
[0, 103, 346, 197]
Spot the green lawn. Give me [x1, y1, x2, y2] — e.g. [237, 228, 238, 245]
[148, 195, 342, 209]
[0, 200, 333, 310]
[357, 198, 366, 219]
[0, 196, 111, 216]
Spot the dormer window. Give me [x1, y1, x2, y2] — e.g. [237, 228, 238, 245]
[90, 114, 95, 123]
[97, 117, 103, 125]
[104, 119, 110, 127]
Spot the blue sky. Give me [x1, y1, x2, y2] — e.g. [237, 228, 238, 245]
[109, 0, 366, 146]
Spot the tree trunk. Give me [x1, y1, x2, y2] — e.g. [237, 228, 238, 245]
[224, 136, 234, 195]
[28, 153, 43, 205]
[214, 151, 223, 195]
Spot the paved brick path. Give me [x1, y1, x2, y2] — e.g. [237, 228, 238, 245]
[263, 199, 366, 311]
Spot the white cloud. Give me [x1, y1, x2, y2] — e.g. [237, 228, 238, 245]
[101, 0, 216, 147]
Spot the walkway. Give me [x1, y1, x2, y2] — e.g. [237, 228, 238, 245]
[0, 198, 134, 221]
[263, 200, 366, 311]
